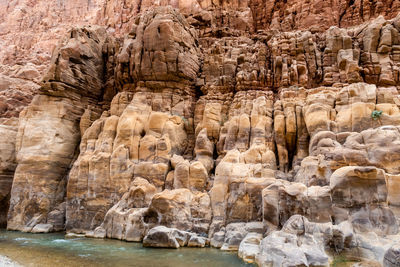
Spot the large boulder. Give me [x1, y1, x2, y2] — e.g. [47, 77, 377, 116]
[238, 233, 263, 264]
[384, 244, 400, 267]
[262, 180, 332, 228]
[143, 226, 181, 248]
[145, 189, 211, 235]
[143, 225, 207, 248]
[220, 222, 264, 251]
[256, 216, 330, 267]
[91, 178, 157, 241]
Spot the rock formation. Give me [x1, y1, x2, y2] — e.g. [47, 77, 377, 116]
[3, 1, 400, 267]
[0, 118, 17, 228]
[7, 26, 110, 232]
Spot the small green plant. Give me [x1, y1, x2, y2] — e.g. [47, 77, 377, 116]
[371, 110, 383, 120]
[331, 255, 356, 267]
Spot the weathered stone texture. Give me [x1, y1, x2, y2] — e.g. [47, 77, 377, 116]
[7, 26, 110, 231]
[0, 118, 17, 228]
[3, 3, 400, 267]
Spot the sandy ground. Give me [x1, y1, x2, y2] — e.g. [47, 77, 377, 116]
[0, 256, 22, 267]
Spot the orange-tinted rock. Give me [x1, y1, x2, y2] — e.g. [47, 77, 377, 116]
[3, 3, 400, 267]
[7, 26, 109, 232]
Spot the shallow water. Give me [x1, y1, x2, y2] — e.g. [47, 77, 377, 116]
[0, 230, 254, 267]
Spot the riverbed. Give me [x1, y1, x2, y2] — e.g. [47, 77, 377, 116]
[0, 230, 253, 267]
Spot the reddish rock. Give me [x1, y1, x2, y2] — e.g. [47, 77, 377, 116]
[2, 2, 400, 267]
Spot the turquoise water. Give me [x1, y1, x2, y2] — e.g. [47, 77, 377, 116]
[0, 230, 253, 267]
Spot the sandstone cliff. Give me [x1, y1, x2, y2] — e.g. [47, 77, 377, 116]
[2, 1, 400, 267]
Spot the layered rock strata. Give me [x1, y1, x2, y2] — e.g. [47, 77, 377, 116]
[7, 26, 112, 232]
[2, 0, 400, 122]
[3, 3, 400, 267]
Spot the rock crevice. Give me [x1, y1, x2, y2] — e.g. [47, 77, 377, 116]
[2, 3, 400, 267]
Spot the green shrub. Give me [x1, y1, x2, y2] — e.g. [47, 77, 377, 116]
[371, 110, 383, 120]
[331, 255, 358, 267]
[331, 255, 348, 266]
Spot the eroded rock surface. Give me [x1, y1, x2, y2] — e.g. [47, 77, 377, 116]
[7, 26, 110, 232]
[0, 118, 17, 227]
[3, 3, 400, 267]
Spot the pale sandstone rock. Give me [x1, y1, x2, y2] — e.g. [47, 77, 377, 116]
[256, 215, 364, 266]
[8, 95, 83, 232]
[384, 244, 400, 267]
[386, 174, 400, 206]
[187, 235, 207, 248]
[256, 216, 330, 267]
[220, 222, 264, 251]
[7, 26, 109, 232]
[143, 225, 207, 248]
[263, 163, 399, 234]
[262, 180, 332, 228]
[66, 7, 202, 233]
[94, 178, 156, 241]
[195, 103, 222, 142]
[210, 147, 276, 227]
[354, 232, 400, 264]
[330, 166, 388, 208]
[0, 119, 17, 227]
[31, 223, 54, 233]
[307, 126, 400, 175]
[115, 6, 200, 88]
[294, 155, 331, 186]
[210, 231, 225, 248]
[0, 255, 22, 267]
[194, 128, 214, 173]
[145, 189, 211, 235]
[3, 3, 400, 267]
[238, 233, 263, 263]
[66, 98, 190, 232]
[143, 226, 180, 248]
[93, 186, 211, 241]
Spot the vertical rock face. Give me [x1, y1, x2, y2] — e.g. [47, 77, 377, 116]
[4, 2, 400, 267]
[1, 0, 400, 125]
[7, 26, 110, 231]
[65, 7, 201, 232]
[0, 118, 17, 227]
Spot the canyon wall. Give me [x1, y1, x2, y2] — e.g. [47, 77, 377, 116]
[2, 1, 400, 266]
